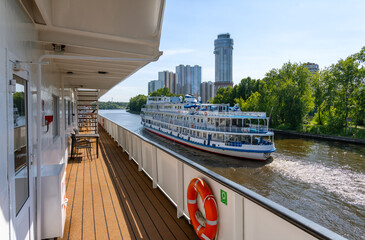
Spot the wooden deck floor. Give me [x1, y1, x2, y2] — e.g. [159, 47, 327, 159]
[61, 127, 198, 240]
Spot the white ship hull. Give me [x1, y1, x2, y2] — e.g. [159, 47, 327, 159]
[144, 124, 275, 161]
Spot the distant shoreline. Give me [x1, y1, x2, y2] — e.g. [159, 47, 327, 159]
[274, 129, 365, 145]
[99, 108, 126, 110]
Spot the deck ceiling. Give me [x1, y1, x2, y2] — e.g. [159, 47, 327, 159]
[21, 0, 165, 97]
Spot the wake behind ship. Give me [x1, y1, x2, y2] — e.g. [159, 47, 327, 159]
[141, 95, 276, 160]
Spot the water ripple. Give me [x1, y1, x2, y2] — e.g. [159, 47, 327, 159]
[269, 155, 365, 206]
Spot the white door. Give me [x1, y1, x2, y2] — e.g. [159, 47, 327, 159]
[8, 58, 34, 240]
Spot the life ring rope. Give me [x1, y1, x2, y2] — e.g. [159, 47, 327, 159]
[187, 178, 218, 240]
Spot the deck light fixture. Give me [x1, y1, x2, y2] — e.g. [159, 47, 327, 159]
[52, 44, 65, 54]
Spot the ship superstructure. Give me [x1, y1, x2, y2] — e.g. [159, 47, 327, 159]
[141, 96, 276, 160]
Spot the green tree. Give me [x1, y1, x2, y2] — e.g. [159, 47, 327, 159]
[328, 55, 363, 128]
[213, 86, 235, 105]
[352, 46, 365, 126]
[236, 77, 262, 101]
[311, 70, 328, 125]
[235, 92, 261, 111]
[263, 62, 314, 129]
[150, 87, 175, 97]
[127, 94, 147, 113]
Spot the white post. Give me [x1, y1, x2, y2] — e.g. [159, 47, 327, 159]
[138, 139, 142, 171]
[122, 129, 126, 152]
[151, 147, 158, 188]
[176, 161, 184, 218]
[128, 133, 132, 160]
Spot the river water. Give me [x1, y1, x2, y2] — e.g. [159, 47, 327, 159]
[100, 109, 365, 239]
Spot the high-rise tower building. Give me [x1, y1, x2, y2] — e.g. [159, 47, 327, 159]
[175, 65, 201, 97]
[158, 71, 177, 94]
[303, 62, 319, 75]
[200, 81, 214, 103]
[148, 80, 164, 94]
[214, 33, 233, 94]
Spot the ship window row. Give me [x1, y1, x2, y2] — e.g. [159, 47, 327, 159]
[143, 119, 272, 145]
[146, 113, 268, 127]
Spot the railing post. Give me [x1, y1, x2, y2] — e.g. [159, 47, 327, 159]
[126, 131, 129, 153]
[151, 147, 158, 188]
[122, 129, 126, 152]
[128, 132, 132, 160]
[137, 138, 142, 171]
[115, 126, 119, 145]
[176, 161, 184, 218]
[129, 132, 134, 160]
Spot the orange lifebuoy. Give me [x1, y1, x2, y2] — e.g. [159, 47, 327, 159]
[187, 178, 218, 240]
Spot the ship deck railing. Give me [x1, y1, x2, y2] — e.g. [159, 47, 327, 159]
[142, 108, 267, 118]
[145, 118, 270, 134]
[99, 114, 345, 240]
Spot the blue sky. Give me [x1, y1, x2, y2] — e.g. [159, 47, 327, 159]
[100, 0, 365, 102]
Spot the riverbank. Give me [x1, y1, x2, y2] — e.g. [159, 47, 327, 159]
[126, 110, 140, 114]
[274, 129, 365, 145]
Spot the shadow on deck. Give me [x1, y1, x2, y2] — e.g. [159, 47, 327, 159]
[61, 127, 198, 239]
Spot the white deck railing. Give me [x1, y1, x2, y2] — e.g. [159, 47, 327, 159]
[99, 115, 344, 240]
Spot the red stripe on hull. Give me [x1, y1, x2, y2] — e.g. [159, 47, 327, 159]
[145, 127, 266, 161]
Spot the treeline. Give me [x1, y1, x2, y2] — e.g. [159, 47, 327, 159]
[128, 87, 183, 113]
[213, 47, 364, 137]
[98, 101, 128, 109]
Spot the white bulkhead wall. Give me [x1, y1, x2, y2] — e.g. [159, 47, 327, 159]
[0, 0, 76, 238]
[0, 0, 38, 238]
[39, 66, 76, 166]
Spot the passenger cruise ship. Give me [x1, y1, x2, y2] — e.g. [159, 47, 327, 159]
[0, 0, 345, 239]
[141, 96, 276, 160]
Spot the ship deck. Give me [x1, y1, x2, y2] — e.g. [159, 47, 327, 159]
[61, 127, 198, 239]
